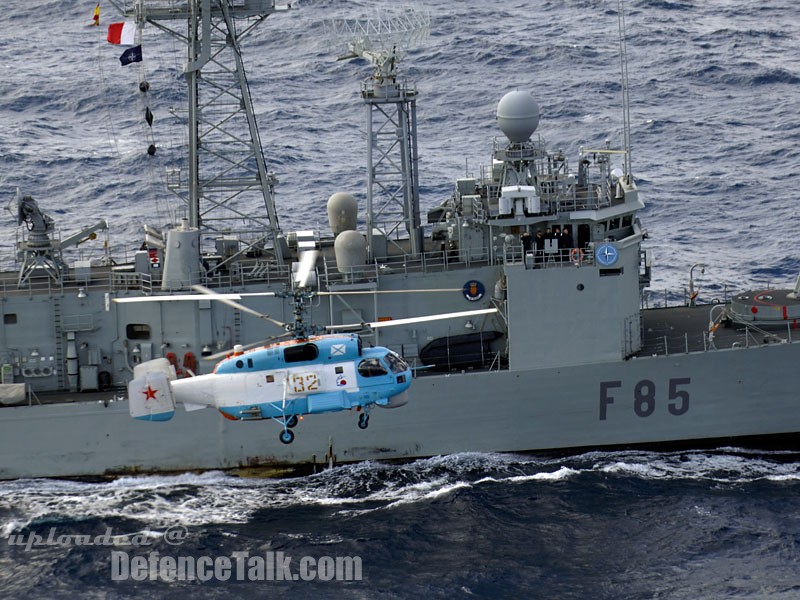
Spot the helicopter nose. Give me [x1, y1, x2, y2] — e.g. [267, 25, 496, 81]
[381, 390, 409, 409]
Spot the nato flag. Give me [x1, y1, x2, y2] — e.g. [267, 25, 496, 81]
[120, 45, 143, 66]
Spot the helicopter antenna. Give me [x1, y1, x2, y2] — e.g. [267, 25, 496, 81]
[326, 6, 430, 259]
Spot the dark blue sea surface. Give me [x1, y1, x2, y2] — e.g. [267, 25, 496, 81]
[1, 449, 800, 598]
[1, 0, 800, 597]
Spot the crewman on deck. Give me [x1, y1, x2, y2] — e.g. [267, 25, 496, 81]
[534, 229, 545, 265]
[521, 231, 532, 254]
[561, 226, 574, 259]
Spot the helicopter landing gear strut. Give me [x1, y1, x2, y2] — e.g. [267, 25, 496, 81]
[277, 414, 299, 444]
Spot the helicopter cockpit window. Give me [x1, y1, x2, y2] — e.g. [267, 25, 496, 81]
[284, 343, 318, 363]
[384, 351, 408, 374]
[357, 358, 388, 378]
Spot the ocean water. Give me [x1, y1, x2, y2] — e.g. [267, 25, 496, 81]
[1, 450, 800, 598]
[2, 0, 800, 597]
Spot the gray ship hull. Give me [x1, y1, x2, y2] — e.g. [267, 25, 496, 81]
[2, 337, 797, 480]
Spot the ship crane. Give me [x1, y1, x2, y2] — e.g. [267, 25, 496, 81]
[10, 192, 108, 287]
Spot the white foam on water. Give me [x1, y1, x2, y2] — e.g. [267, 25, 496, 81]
[1, 449, 797, 529]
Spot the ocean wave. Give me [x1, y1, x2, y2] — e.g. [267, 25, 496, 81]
[1, 448, 797, 533]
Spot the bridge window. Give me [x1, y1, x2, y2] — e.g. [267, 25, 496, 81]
[126, 324, 151, 340]
[358, 358, 388, 378]
[3, 314, 16, 325]
[284, 343, 318, 363]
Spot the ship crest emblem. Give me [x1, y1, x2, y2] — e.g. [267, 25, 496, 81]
[462, 280, 485, 302]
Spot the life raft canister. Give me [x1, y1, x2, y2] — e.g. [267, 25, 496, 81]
[183, 352, 198, 376]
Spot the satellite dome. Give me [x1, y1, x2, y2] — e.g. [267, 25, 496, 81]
[334, 230, 367, 274]
[496, 91, 540, 143]
[327, 192, 358, 236]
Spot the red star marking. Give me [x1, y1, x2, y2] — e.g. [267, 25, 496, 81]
[143, 386, 158, 400]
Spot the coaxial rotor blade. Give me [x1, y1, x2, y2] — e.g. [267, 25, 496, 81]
[202, 331, 294, 361]
[114, 293, 253, 303]
[293, 250, 319, 289]
[190, 285, 288, 329]
[328, 307, 499, 330]
[317, 288, 461, 295]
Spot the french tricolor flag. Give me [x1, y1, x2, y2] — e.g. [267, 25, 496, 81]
[107, 22, 136, 45]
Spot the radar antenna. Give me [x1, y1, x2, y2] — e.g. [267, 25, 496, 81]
[326, 6, 430, 259]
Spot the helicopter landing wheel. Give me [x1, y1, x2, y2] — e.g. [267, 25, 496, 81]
[279, 429, 295, 444]
[285, 415, 298, 428]
[357, 413, 370, 430]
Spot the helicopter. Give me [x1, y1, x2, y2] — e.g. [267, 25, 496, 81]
[117, 251, 498, 444]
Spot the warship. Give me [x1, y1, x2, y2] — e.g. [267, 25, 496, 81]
[2, 0, 800, 480]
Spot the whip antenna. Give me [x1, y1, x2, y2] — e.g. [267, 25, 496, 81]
[617, 0, 633, 181]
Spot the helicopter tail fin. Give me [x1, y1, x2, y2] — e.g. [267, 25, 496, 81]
[128, 359, 177, 421]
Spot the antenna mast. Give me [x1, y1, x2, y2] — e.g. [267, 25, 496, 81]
[617, 0, 633, 181]
[327, 7, 430, 260]
[117, 0, 287, 265]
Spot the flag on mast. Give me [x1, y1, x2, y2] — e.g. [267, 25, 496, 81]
[91, 3, 100, 27]
[107, 22, 136, 45]
[120, 45, 143, 66]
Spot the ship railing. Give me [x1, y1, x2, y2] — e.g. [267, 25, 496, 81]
[0, 269, 131, 298]
[642, 323, 793, 357]
[108, 271, 149, 293]
[641, 286, 732, 309]
[115, 0, 281, 19]
[221, 261, 291, 286]
[321, 261, 381, 287]
[492, 137, 547, 162]
[503, 244, 594, 269]
[0, 259, 294, 298]
[319, 241, 597, 287]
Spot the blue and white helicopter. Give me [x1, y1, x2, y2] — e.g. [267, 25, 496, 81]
[118, 251, 497, 444]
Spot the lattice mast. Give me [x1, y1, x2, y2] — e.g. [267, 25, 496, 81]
[117, 0, 287, 265]
[328, 8, 430, 259]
